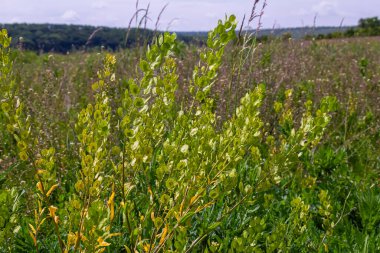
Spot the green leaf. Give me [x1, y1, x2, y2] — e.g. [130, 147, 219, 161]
[140, 60, 150, 72]
[208, 222, 221, 231]
[180, 212, 195, 224]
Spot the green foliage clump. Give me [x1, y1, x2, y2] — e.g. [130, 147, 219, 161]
[358, 17, 380, 36]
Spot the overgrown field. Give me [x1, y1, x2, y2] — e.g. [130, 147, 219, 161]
[1, 16, 380, 252]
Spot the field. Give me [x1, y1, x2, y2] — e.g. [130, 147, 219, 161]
[1, 16, 380, 252]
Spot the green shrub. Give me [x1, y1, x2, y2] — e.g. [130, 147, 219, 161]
[1, 14, 380, 253]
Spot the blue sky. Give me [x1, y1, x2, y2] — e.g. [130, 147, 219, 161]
[0, 0, 379, 31]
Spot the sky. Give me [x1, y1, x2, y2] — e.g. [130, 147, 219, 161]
[0, 0, 379, 31]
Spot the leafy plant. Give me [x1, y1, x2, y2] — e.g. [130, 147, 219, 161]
[1, 10, 380, 253]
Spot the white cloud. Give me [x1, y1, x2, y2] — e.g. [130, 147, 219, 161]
[61, 10, 79, 22]
[312, 1, 338, 16]
[91, 1, 107, 9]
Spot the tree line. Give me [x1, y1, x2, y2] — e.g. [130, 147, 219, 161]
[312, 17, 380, 40]
[1, 17, 379, 53]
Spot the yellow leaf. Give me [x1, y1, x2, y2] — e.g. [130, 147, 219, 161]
[107, 191, 115, 206]
[143, 244, 151, 252]
[150, 211, 155, 222]
[36, 182, 44, 194]
[190, 194, 199, 205]
[105, 233, 122, 239]
[195, 201, 215, 213]
[97, 237, 111, 248]
[37, 169, 46, 174]
[37, 218, 46, 230]
[107, 191, 115, 222]
[67, 232, 76, 246]
[179, 200, 185, 215]
[174, 211, 180, 221]
[29, 230, 37, 246]
[148, 186, 153, 200]
[46, 184, 59, 197]
[54, 216, 59, 224]
[159, 225, 168, 245]
[81, 234, 87, 242]
[48, 206, 58, 217]
[28, 224, 36, 235]
[40, 207, 46, 217]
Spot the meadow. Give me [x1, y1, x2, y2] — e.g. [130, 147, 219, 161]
[0, 15, 380, 252]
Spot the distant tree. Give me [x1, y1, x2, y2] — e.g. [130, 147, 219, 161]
[0, 23, 158, 53]
[330, 31, 343, 39]
[359, 17, 380, 29]
[344, 28, 356, 37]
[358, 17, 380, 36]
[315, 16, 380, 40]
[316, 34, 325, 40]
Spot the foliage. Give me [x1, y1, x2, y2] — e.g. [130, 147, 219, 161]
[314, 16, 380, 40]
[0, 23, 204, 53]
[0, 23, 157, 53]
[358, 17, 380, 35]
[1, 13, 380, 253]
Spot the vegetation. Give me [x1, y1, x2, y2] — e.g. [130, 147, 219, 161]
[0, 23, 199, 53]
[315, 17, 380, 40]
[0, 23, 158, 53]
[1, 12, 380, 253]
[2, 16, 379, 54]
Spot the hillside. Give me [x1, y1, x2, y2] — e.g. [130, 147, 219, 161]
[1, 23, 353, 53]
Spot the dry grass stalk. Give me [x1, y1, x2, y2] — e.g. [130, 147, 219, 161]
[85, 27, 103, 49]
[155, 3, 169, 33]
